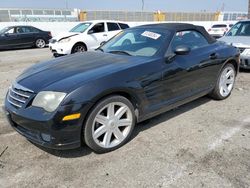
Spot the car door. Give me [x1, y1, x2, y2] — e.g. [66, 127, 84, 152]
[0, 27, 18, 49]
[15, 26, 35, 47]
[161, 30, 219, 104]
[107, 22, 121, 39]
[87, 22, 108, 50]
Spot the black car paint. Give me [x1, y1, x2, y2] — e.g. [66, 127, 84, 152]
[0, 26, 51, 49]
[4, 24, 239, 150]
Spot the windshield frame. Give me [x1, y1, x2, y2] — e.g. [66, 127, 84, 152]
[99, 27, 173, 58]
[70, 22, 92, 33]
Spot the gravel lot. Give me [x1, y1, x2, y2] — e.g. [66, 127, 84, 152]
[0, 48, 250, 188]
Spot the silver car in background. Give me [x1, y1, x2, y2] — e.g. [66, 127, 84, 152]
[219, 20, 250, 69]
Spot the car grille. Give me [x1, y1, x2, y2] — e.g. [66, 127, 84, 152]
[7, 82, 34, 109]
[239, 48, 246, 54]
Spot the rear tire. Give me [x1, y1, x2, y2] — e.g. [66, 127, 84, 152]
[210, 63, 236, 100]
[35, 38, 46, 48]
[84, 95, 135, 153]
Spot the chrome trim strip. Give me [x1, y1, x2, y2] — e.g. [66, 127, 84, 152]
[10, 87, 30, 98]
[7, 96, 22, 108]
[9, 93, 26, 103]
[13, 81, 34, 93]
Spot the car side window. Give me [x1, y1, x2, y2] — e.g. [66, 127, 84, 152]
[5, 28, 15, 34]
[90, 23, 105, 33]
[29, 27, 40, 32]
[118, 23, 129, 29]
[171, 30, 209, 51]
[107, 22, 120, 31]
[16, 27, 25, 33]
[22, 27, 32, 33]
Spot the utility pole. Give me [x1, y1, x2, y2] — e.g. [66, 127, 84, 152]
[248, 0, 250, 19]
[142, 0, 144, 11]
[65, 0, 68, 9]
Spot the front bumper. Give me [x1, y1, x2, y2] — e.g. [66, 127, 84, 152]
[240, 54, 250, 69]
[4, 98, 92, 150]
[49, 42, 72, 56]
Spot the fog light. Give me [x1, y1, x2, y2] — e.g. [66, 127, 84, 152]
[41, 133, 51, 142]
[62, 113, 81, 121]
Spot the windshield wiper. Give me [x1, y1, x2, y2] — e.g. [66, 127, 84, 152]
[108, 50, 132, 56]
[95, 48, 104, 52]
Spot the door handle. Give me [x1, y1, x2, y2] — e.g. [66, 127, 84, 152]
[209, 53, 218, 60]
[103, 34, 107, 37]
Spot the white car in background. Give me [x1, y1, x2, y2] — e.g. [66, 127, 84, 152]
[49, 20, 129, 57]
[208, 23, 234, 38]
[219, 20, 250, 69]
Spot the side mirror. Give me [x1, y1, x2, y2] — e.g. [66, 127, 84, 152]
[88, 30, 94, 34]
[165, 45, 191, 63]
[174, 45, 191, 55]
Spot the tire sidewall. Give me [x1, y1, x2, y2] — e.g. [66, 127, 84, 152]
[35, 38, 46, 48]
[213, 63, 236, 100]
[72, 44, 86, 54]
[84, 95, 136, 153]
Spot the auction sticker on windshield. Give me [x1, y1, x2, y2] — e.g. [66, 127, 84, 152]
[141, 31, 161, 40]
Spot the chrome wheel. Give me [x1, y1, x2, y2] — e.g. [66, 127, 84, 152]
[73, 45, 86, 53]
[36, 39, 45, 48]
[92, 102, 133, 149]
[219, 66, 235, 97]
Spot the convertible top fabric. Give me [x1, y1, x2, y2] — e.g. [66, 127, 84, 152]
[136, 23, 216, 44]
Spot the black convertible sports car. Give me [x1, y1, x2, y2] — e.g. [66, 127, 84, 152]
[0, 25, 52, 49]
[4, 23, 239, 153]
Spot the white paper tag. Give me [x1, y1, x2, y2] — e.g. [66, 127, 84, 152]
[141, 31, 161, 40]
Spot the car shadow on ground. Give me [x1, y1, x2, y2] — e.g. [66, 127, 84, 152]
[35, 96, 211, 158]
[239, 68, 250, 73]
[0, 46, 48, 52]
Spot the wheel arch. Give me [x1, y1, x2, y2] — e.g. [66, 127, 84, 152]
[80, 90, 140, 146]
[71, 42, 88, 53]
[222, 58, 239, 76]
[89, 90, 140, 121]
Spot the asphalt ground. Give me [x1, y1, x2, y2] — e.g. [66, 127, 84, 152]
[0, 48, 249, 188]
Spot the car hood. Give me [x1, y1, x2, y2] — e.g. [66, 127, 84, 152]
[52, 32, 79, 41]
[219, 36, 250, 48]
[16, 52, 148, 92]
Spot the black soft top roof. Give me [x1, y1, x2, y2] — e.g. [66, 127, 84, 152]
[136, 23, 216, 44]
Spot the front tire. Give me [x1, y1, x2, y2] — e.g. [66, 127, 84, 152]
[210, 63, 236, 100]
[72, 43, 87, 54]
[84, 95, 136, 153]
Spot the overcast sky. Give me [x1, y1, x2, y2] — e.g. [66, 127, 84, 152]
[0, 0, 248, 12]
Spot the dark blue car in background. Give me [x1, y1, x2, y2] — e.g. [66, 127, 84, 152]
[0, 25, 52, 49]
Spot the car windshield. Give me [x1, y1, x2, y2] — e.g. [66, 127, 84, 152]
[212, 24, 227, 28]
[99, 28, 171, 57]
[226, 22, 250, 36]
[0, 27, 10, 34]
[70, 22, 92, 33]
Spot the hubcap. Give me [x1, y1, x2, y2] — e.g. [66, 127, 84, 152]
[92, 102, 133, 148]
[74, 45, 85, 53]
[219, 66, 235, 97]
[36, 39, 45, 48]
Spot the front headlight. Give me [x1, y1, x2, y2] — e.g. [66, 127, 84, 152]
[59, 38, 71, 43]
[32, 91, 66, 112]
